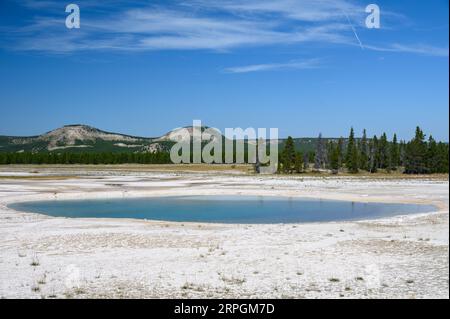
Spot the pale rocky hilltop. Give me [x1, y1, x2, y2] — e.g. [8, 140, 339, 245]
[0, 125, 161, 153]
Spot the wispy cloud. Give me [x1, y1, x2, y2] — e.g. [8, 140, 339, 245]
[4, 1, 356, 52]
[184, 0, 363, 22]
[364, 43, 449, 57]
[2, 0, 448, 58]
[224, 59, 322, 73]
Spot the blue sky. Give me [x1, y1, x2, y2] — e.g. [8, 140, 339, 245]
[0, 0, 448, 140]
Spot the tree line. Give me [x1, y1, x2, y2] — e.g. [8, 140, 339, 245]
[0, 151, 171, 165]
[1, 126, 448, 175]
[279, 126, 449, 175]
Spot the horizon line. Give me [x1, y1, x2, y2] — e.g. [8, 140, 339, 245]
[0, 123, 448, 143]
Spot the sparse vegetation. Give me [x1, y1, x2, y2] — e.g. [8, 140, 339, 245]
[31, 285, 40, 293]
[181, 282, 195, 290]
[328, 278, 340, 283]
[219, 273, 246, 285]
[74, 287, 86, 295]
[30, 256, 40, 267]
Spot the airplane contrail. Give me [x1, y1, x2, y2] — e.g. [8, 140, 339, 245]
[341, 9, 364, 50]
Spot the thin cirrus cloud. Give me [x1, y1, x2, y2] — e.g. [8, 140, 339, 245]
[5, 1, 357, 52]
[224, 59, 322, 74]
[184, 0, 363, 22]
[2, 0, 448, 59]
[363, 43, 449, 57]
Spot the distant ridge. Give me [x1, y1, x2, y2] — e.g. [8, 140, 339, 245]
[0, 124, 161, 153]
[0, 124, 340, 154]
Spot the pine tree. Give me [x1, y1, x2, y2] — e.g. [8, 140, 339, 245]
[378, 133, 388, 169]
[404, 127, 428, 174]
[349, 147, 359, 173]
[308, 151, 315, 164]
[426, 136, 438, 173]
[359, 129, 369, 171]
[294, 152, 304, 173]
[436, 142, 449, 173]
[345, 128, 355, 164]
[389, 133, 400, 170]
[337, 137, 344, 167]
[345, 128, 359, 173]
[399, 140, 407, 168]
[282, 136, 296, 173]
[329, 142, 340, 172]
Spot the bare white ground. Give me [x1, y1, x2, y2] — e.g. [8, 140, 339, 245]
[0, 169, 448, 299]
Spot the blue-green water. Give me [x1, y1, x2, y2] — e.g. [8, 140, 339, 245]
[8, 196, 436, 224]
